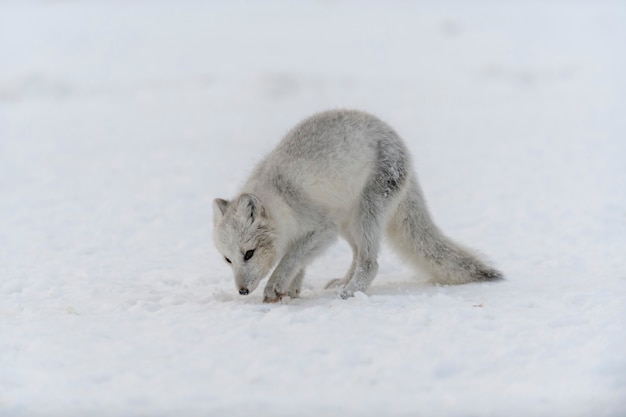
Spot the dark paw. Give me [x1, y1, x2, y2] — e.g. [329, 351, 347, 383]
[339, 290, 354, 300]
[263, 286, 286, 303]
[263, 293, 283, 303]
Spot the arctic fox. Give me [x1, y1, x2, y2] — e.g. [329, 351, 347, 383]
[213, 110, 502, 302]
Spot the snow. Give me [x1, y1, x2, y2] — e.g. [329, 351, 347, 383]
[1, 1, 625, 416]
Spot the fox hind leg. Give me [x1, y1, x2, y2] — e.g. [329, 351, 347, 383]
[325, 238, 357, 290]
[339, 168, 407, 298]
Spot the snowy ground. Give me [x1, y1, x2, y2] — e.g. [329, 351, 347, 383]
[1, 1, 625, 416]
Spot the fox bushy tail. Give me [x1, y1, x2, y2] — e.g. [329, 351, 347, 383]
[386, 176, 502, 285]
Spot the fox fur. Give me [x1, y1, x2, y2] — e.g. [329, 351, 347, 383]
[213, 109, 502, 302]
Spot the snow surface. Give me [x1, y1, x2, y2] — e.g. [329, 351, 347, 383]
[1, 1, 625, 416]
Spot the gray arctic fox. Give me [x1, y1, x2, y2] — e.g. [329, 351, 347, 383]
[213, 110, 502, 302]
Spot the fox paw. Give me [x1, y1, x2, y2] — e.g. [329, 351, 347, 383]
[263, 286, 285, 303]
[286, 287, 301, 299]
[339, 289, 354, 300]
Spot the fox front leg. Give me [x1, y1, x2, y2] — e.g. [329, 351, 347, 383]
[263, 266, 297, 303]
[263, 224, 336, 303]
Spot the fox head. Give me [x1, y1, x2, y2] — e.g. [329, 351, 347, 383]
[213, 193, 278, 296]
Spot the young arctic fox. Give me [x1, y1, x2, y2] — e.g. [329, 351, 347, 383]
[213, 110, 502, 302]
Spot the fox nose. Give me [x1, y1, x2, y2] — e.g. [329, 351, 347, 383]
[239, 288, 249, 296]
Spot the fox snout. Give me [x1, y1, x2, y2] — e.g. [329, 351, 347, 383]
[235, 273, 262, 296]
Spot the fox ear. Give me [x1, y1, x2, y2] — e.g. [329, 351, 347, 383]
[213, 198, 230, 225]
[236, 193, 266, 221]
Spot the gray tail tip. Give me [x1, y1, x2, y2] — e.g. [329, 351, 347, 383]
[478, 268, 504, 282]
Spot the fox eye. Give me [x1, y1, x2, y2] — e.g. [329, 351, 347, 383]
[243, 249, 255, 261]
[224, 256, 232, 264]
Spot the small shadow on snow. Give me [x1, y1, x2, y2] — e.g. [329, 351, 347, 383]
[366, 279, 432, 297]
